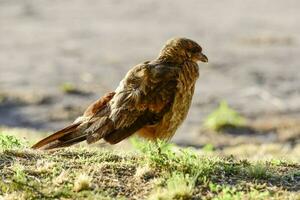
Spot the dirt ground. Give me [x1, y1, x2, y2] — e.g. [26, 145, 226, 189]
[0, 0, 299, 150]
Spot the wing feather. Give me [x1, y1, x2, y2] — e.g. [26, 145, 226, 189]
[86, 62, 180, 144]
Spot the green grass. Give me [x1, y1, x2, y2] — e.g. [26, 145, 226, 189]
[59, 82, 78, 94]
[0, 136, 299, 200]
[149, 173, 195, 200]
[204, 101, 246, 131]
[0, 134, 27, 150]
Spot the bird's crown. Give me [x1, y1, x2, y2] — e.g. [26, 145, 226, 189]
[158, 37, 207, 63]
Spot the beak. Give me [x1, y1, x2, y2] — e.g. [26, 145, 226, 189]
[198, 52, 208, 62]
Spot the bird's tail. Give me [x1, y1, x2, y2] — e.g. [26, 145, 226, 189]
[32, 123, 86, 150]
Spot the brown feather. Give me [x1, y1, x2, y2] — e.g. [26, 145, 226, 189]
[32, 91, 115, 150]
[104, 112, 155, 144]
[31, 38, 206, 149]
[43, 134, 88, 149]
[83, 92, 115, 117]
[32, 123, 81, 149]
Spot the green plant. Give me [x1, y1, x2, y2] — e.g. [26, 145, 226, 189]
[210, 183, 270, 200]
[60, 82, 77, 94]
[131, 138, 219, 184]
[209, 183, 243, 200]
[0, 146, 297, 199]
[246, 162, 270, 179]
[130, 137, 174, 154]
[202, 143, 215, 152]
[204, 101, 246, 131]
[130, 137, 177, 168]
[0, 134, 25, 150]
[12, 164, 27, 184]
[149, 173, 195, 200]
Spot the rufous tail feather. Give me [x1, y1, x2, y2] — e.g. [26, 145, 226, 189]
[32, 123, 83, 150]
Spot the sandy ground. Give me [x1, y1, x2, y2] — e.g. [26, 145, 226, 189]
[0, 0, 299, 147]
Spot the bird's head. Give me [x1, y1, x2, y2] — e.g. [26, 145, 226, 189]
[158, 37, 208, 63]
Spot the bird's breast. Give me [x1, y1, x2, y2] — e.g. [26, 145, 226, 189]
[138, 62, 199, 140]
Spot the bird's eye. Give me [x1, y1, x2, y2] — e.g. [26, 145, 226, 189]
[191, 48, 200, 53]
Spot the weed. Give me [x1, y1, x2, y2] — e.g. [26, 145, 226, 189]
[210, 183, 270, 200]
[0, 134, 26, 150]
[246, 162, 270, 179]
[12, 164, 27, 184]
[60, 82, 77, 94]
[202, 143, 215, 152]
[204, 101, 246, 131]
[149, 173, 195, 200]
[73, 174, 92, 192]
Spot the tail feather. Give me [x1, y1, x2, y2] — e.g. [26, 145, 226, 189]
[45, 134, 88, 149]
[31, 92, 117, 150]
[32, 123, 81, 150]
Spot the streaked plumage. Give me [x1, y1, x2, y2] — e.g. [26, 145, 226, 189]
[32, 37, 208, 150]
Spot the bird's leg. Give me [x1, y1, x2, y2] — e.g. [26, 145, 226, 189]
[156, 140, 162, 155]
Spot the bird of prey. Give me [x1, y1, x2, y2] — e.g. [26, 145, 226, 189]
[32, 37, 208, 150]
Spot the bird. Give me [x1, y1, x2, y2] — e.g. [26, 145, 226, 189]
[32, 37, 208, 150]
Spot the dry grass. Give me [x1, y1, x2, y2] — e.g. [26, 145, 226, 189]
[0, 137, 299, 200]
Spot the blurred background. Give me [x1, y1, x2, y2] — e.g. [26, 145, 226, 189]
[0, 0, 299, 160]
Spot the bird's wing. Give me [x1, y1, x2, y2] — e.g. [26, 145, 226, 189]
[83, 91, 115, 117]
[32, 62, 180, 149]
[86, 62, 180, 144]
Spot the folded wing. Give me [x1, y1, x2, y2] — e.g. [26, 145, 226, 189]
[32, 62, 180, 149]
[91, 62, 180, 144]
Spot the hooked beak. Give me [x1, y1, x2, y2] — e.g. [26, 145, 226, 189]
[198, 52, 208, 63]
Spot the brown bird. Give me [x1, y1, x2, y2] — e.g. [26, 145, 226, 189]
[32, 37, 208, 150]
